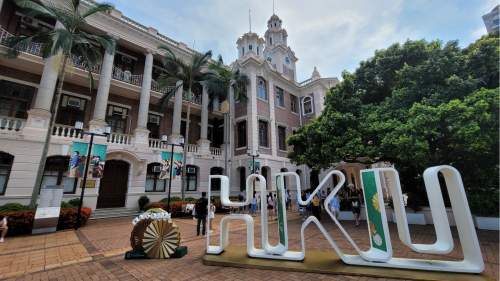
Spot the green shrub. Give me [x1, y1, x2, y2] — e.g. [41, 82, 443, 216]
[68, 198, 82, 207]
[0, 203, 31, 212]
[0, 207, 92, 236]
[138, 196, 150, 211]
[468, 188, 499, 217]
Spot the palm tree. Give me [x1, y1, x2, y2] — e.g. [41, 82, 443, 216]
[6, 0, 115, 208]
[205, 55, 248, 176]
[157, 46, 213, 199]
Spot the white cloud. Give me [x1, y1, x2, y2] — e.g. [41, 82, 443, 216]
[107, 0, 487, 81]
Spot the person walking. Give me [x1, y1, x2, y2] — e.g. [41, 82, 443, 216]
[195, 192, 208, 236]
[250, 194, 257, 216]
[329, 193, 341, 219]
[208, 199, 216, 232]
[312, 194, 321, 221]
[267, 194, 274, 220]
[0, 215, 8, 243]
[349, 184, 362, 226]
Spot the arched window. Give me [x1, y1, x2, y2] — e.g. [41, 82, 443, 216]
[210, 167, 223, 191]
[302, 96, 313, 115]
[41, 156, 77, 194]
[186, 165, 198, 191]
[238, 167, 246, 192]
[257, 77, 267, 100]
[249, 44, 253, 50]
[261, 167, 270, 190]
[242, 47, 245, 56]
[257, 46, 259, 55]
[146, 163, 166, 192]
[0, 152, 14, 195]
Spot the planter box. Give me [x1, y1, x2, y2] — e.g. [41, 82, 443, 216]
[475, 216, 499, 230]
[392, 212, 426, 225]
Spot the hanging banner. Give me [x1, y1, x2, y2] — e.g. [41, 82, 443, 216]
[159, 151, 184, 180]
[90, 144, 107, 178]
[68, 142, 88, 178]
[248, 160, 261, 174]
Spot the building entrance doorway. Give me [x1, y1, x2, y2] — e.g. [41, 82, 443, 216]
[97, 160, 129, 208]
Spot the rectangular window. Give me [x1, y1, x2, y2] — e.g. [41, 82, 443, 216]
[56, 94, 87, 126]
[275, 87, 285, 107]
[0, 80, 35, 119]
[278, 126, 287, 151]
[147, 113, 162, 139]
[106, 104, 129, 133]
[237, 121, 247, 148]
[302, 96, 314, 115]
[257, 78, 267, 100]
[258, 120, 269, 147]
[186, 166, 197, 191]
[290, 94, 298, 113]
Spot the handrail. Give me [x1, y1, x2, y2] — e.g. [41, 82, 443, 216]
[0, 26, 43, 56]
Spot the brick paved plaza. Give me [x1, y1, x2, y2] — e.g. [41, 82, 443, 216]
[0, 213, 498, 281]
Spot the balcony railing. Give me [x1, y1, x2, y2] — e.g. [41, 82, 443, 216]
[112, 66, 143, 86]
[52, 124, 84, 139]
[186, 144, 198, 153]
[0, 27, 43, 57]
[71, 55, 101, 74]
[148, 138, 169, 149]
[210, 147, 222, 156]
[183, 92, 202, 105]
[0, 116, 25, 132]
[107, 132, 132, 145]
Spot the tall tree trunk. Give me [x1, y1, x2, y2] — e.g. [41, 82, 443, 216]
[181, 89, 192, 200]
[29, 55, 69, 208]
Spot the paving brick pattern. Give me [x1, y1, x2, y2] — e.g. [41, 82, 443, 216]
[1, 212, 498, 281]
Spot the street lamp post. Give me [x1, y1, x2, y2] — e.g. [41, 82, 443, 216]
[160, 135, 184, 212]
[74, 121, 111, 230]
[247, 150, 259, 196]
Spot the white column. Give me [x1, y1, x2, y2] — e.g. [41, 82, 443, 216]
[23, 21, 64, 137]
[268, 79, 277, 156]
[247, 71, 258, 153]
[134, 51, 154, 146]
[89, 44, 116, 132]
[170, 80, 183, 143]
[197, 82, 210, 154]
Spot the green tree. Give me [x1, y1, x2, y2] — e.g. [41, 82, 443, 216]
[289, 36, 499, 210]
[157, 46, 212, 198]
[6, 0, 115, 208]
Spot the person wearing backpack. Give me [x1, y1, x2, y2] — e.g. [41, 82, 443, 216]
[195, 192, 208, 236]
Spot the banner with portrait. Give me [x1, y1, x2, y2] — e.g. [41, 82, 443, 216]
[90, 144, 107, 178]
[248, 160, 261, 174]
[68, 142, 107, 179]
[68, 142, 88, 178]
[159, 151, 184, 180]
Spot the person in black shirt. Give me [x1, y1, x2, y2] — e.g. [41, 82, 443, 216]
[195, 192, 208, 236]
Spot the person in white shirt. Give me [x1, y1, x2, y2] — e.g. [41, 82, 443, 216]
[0, 215, 8, 243]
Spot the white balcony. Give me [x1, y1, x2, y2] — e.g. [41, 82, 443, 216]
[0, 116, 25, 134]
[107, 132, 132, 145]
[52, 124, 84, 139]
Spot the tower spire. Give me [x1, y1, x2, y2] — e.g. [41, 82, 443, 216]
[273, 0, 276, 14]
[249, 9, 252, 32]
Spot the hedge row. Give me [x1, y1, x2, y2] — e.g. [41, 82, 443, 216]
[1, 207, 92, 236]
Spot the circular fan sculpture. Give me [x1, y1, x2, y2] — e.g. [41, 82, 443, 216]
[142, 219, 180, 259]
[128, 209, 183, 259]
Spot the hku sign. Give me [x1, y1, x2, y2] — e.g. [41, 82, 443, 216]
[206, 165, 484, 273]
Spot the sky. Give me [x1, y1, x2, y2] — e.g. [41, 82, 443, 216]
[105, 0, 497, 82]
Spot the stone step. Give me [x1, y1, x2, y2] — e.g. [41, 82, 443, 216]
[90, 208, 139, 220]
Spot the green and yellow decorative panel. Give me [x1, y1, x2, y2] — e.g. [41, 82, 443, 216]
[361, 170, 388, 253]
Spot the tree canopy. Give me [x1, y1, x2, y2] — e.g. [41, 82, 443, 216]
[288, 35, 499, 211]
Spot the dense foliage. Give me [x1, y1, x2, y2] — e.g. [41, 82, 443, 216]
[288, 35, 499, 215]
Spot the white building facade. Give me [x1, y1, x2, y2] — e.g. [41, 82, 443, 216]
[0, 0, 338, 211]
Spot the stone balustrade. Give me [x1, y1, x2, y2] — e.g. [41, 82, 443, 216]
[0, 116, 25, 132]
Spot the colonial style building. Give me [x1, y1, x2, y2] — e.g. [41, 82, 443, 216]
[0, 0, 340, 212]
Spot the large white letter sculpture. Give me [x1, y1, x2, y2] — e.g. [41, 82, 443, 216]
[206, 165, 484, 273]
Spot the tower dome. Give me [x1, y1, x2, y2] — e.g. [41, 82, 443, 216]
[236, 32, 265, 59]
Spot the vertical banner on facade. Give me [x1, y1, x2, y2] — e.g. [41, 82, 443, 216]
[90, 144, 107, 178]
[248, 160, 261, 174]
[159, 151, 184, 180]
[68, 142, 88, 178]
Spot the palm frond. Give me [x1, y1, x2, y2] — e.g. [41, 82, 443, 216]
[80, 3, 114, 19]
[13, 0, 56, 18]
